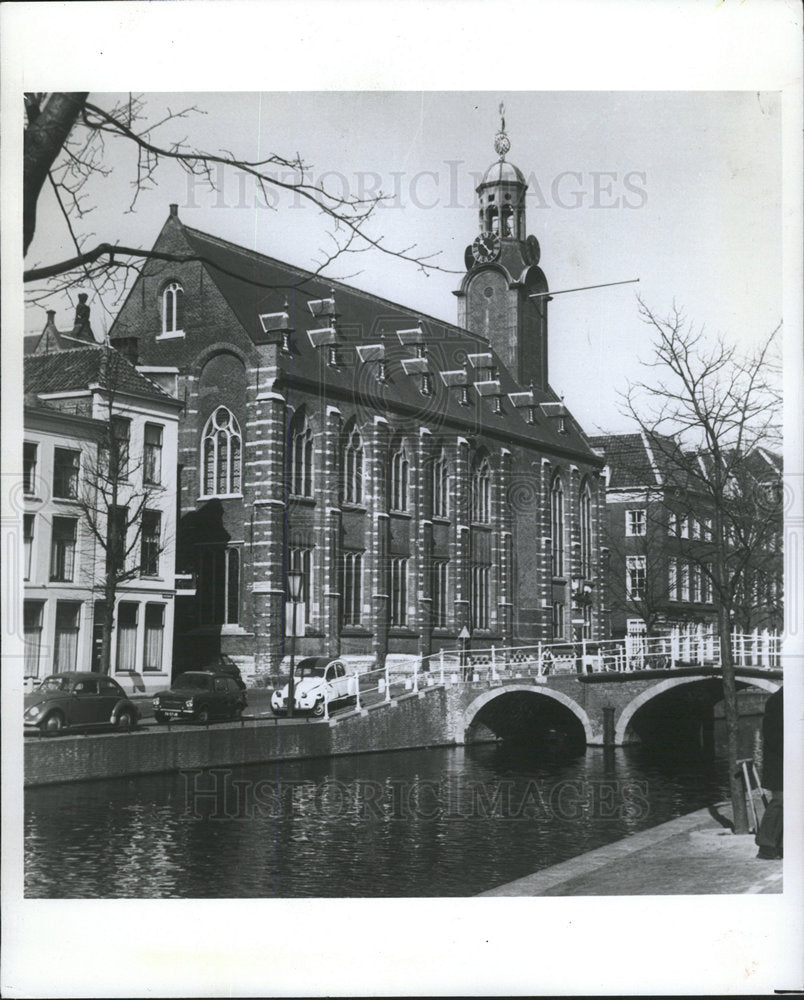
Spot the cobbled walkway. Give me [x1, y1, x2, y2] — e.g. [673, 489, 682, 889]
[480, 805, 783, 896]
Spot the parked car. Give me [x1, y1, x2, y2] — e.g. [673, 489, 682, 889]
[177, 653, 246, 690]
[24, 672, 140, 734]
[271, 656, 355, 717]
[152, 671, 247, 724]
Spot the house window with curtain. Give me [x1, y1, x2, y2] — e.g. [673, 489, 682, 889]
[626, 555, 646, 600]
[201, 407, 242, 497]
[668, 558, 678, 601]
[53, 448, 81, 500]
[24, 514, 34, 581]
[140, 510, 161, 576]
[143, 604, 165, 672]
[626, 509, 646, 536]
[116, 602, 138, 671]
[471, 454, 491, 523]
[53, 448, 80, 499]
[389, 557, 408, 626]
[550, 475, 564, 578]
[390, 444, 409, 512]
[50, 516, 77, 581]
[54, 601, 81, 672]
[341, 551, 363, 626]
[23, 442, 37, 495]
[24, 600, 44, 677]
[342, 424, 363, 505]
[161, 281, 184, 336]
[431, 448, 449, 518]
[144, 424, 163, 485]
[680, 562, 690, 601]
[110, 417, 131, 480]
[289, 410, 314, 497]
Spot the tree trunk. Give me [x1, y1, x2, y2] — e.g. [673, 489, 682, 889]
[23, 92, 88, 254]
[718, 603, 749, 834]
[100, 579, 116, 675]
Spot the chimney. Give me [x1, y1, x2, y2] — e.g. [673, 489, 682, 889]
[169, 203, 178, 218]
[72, 292, 94, 341]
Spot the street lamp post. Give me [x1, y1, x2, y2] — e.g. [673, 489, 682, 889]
[571, 574, 594, 674]
[286, 569, 303, 719]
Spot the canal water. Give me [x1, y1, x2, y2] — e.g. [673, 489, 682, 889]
[24, 718, 764, 898]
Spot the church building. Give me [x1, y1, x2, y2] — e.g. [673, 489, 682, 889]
[107, 117, 606, 680]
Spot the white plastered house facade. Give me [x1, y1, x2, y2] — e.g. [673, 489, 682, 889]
[23, 345, 182, 695]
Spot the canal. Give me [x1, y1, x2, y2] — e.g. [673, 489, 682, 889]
[24, 716, 763, 898]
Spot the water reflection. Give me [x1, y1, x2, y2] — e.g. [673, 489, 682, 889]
[25, 717, 760, 898]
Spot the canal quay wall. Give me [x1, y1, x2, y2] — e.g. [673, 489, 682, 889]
[24, 688, 461, 788]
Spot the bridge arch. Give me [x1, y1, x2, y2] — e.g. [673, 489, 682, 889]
[615, 674, 780, 746]
[462, 685, 594, 745]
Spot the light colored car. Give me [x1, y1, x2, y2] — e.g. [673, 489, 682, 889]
[271, 656, 355, 717]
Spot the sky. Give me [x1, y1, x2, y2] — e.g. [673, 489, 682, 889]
[25, 90, 782, 436]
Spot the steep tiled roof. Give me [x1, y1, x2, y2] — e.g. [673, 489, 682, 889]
[25, 346, 176, 403]
[592, 432, 782, 493]
[153, 220, 600, 459]
[589, 433, 660, 488]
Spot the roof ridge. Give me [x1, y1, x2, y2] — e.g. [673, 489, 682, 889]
[181, 222, 487, 344]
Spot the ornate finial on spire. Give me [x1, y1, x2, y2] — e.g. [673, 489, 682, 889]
[494, 101, 511, 160]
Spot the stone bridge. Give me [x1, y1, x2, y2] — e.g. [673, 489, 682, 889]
[438, 666, 782, 747]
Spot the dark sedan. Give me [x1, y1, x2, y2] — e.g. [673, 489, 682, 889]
[24, 672, 140, 734]
[152, 671, 247, 724]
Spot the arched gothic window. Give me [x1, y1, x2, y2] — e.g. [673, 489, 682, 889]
[471, 453, 491, 523]
[390, 441, 410, 512]
[161, 281, 184, 336]
[289, 409, 313, 497]
[550, 474, 565, 577]
[432, 448, 449, 518]
[579, 480, 593, 578]
[202, 407, 242, 497]
[342, 422, 363, 505]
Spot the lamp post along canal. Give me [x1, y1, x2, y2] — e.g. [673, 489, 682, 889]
[286, 569, 303, 719]
[571, 574, 594, 674]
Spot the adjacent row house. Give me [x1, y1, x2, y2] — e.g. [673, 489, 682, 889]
[23, 338, 181, 692]
[591, 432, 783, 644]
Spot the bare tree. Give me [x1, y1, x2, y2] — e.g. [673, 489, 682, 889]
[624, 298, 782, 834]
[23, 92, 456, 309]
[75, 349, 164, 673]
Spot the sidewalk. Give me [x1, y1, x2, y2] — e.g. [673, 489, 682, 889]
[480, 805, 783, 896]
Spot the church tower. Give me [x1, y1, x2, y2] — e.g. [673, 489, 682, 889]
[455, 106, 550, 391]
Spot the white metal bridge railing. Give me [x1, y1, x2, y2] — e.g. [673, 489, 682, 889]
[410, 629, 782, 687]
[318, 629, 781, 715]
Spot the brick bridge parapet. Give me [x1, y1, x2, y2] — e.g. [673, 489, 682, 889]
[443, 667, 782, 746]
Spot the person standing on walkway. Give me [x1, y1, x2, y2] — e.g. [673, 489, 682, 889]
[755, 686, 783, 860]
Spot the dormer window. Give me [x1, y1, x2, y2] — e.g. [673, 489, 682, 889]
[160, 281, 185, 339]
